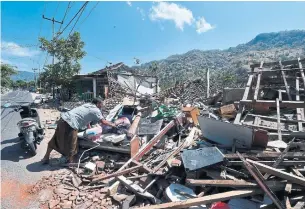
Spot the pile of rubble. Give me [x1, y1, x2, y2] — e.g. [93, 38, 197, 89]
[32, 58, 305, 209]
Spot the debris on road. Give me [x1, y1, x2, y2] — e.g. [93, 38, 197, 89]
[30, 59, 305, 209]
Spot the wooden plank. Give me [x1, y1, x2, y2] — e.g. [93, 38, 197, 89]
[243, 74, 254, 101]
[298, 57, 305, 90]
[79, 139, 130, 154]
[296, 77, 303, 132]
[140, 190, 260, 209]
[90, 165, 142, 183]
[254, 61, 263, 101]
[238, 152, 285, 209]
[247, 114, 305, 123]
[278, 90, 283, 102]
[153, 127, 198, 173]
[240, 100, 305, 109]
[276, 98, 282, 141]
[254, 73, 262, 101]
[229, 161, 305, 166]
[247, 159, 305, 186]
[291, 168, 305, 178]
[294, 200, 305, 209]
[268, 132, 305, 139]
[135, 113, 183, 161]
[250, 58, 304, 68]
[264, 138, 294, 180]
[225, 152, 305, 160]
[186, 179, 256, 187]
[130, 136, 140, 158]
[139, 186, 286, 209]
[234, 74, 254, 124]
[186, 179, 286, 188]
[280, 60, 292, 101]
[242, 123, 290, 132]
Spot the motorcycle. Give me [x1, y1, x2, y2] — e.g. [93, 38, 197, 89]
[15, 103, 44, 156]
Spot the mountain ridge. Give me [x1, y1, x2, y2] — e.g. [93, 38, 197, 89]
[134, 29, 305, 89]
[11, 70, 35, 82]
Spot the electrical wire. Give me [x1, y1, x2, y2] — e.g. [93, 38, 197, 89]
[76, 2, 99, 30]
[37, 2, 48, 68]
[53, 2, 61, 17]
[55, 1, 89, 40]
[68, 2, 88, 36]
[38, 2, 47, 39]
[58, 2, 72, 32]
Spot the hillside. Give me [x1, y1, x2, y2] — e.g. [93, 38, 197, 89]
[11, 71, 35, 82]
[134, 30, 305, 90]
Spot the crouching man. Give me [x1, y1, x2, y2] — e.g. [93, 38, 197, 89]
[41, 98, 116, 164]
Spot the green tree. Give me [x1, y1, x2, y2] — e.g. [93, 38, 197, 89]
[1, 63, 17, 88]
[38, 32, 86, 90]
[13, 80, 28, 88]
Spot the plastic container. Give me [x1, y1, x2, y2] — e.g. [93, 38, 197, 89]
[84, 124, 103, 141]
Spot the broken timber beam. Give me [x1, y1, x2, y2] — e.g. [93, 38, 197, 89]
[247, 159, 305, 186]
[296, 77, 304, 132]
[139, 186, 286, 209]
[298, 57, 305, 90]
[152, 127, 198, 173]
[238, 152, 285, 209]
[250, 58, 304, 68]
[276, 98, 282, 141]
[268, 132, 305, 139]
[254, 72, 262, 101]
[79, 139, 130, 154]
[225, 152, 305, 160]
[234, 74, 254, 124]
[127, 112, 141, 139]
[279, 60, 292, 101]
[228, 161, 305, 166]
[186, 179, 285, 188]
[264, 138, 295, 180]
[90, 165, 143, 183]
[240, 100, 305, 109]
[134, 113, 184, 161]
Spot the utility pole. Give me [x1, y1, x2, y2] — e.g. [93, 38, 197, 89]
[206, 68, 210, 98]
[33, 68, 37, 89]
[42, 15, 63, 97]
[39, 64, 41, 89]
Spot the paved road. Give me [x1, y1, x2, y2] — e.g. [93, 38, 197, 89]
[1, 90, 52, 209]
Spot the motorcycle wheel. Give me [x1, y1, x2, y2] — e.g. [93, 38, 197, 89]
[28, 142, 37, 156]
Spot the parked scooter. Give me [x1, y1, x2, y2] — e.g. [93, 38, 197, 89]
[15, 103, 44, 156]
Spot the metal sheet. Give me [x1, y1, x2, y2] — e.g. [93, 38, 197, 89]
[138, 119, 163, 135]
[106, 104, 123, 121]
[198, 117, 253, 148]
[181, 147, 224, 171]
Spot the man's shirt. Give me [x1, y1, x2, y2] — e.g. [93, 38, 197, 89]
[61, 103, 104, 130]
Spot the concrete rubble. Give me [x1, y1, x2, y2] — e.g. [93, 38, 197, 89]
[31, 58, 305, 209]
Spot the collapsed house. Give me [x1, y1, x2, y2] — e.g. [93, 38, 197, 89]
[35, 58, 305, 209]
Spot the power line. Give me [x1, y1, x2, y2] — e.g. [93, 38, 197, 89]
[53, 2, 61, 17]
[76, 2, 99, 30]
[37, 2, 47, 69]
[58, 1, 72, 32]
[87, 54, 109, 63]
[68, 2, 88, 36]
[55, 1, 89, 39]
[38, 2, 47, 39]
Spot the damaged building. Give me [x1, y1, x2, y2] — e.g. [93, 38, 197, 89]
[36, 58, 305, 209]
